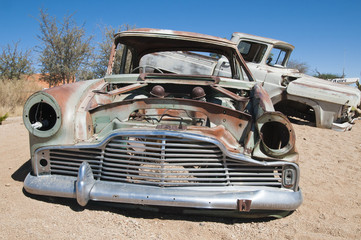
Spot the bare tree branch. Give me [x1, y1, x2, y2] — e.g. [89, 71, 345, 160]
[37, 9, 93, 87]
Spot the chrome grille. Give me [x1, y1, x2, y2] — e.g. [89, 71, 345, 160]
[49, 148, 103, 177]
[48, 134, 282, 187]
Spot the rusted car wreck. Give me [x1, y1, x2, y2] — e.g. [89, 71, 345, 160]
[23, 29, 302, 217]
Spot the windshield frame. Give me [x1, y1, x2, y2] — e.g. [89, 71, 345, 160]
[106, 30, 255, 82]
[266, 46, 292, 67]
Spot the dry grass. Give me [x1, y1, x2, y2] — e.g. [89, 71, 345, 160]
[0, 77, 43, 117]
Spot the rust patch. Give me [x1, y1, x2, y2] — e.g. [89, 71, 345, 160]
[156, 124, 187, 131]
[187, 125, 241, 152]
[106, 43, 116, 75]
[44, 81, 91, 113]
[237, 199, 252, 212]
[243, 130, 254, 155]
[106, 83, 147, 96]
[253, 84, 274, 112]
[139, 73, 220, 84]
[211, 85, 248, 102]
[119, 28, 235, 45]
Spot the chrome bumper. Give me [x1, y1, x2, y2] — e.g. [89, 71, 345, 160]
[24, 163, 302, 212]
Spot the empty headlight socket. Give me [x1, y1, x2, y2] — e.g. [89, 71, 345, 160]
[256, 111, 296, 157]
[23, 92, 62, 138]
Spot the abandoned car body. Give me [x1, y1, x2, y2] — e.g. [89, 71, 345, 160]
[23, 29, 302, 216]
[231, 33, 361, 130]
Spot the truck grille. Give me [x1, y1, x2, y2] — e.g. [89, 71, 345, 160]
[48, 135, 282, 187]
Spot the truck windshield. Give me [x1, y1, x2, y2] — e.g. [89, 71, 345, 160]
[237, 41, 267, 63]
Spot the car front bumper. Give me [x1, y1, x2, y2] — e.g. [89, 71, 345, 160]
[24, 162, 303, 212]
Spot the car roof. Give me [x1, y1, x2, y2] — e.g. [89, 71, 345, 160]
[114, 28, 238, 56]
[232, 32, 295, 50]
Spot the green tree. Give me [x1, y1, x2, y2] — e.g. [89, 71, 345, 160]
[313, 69, 343, 80]
[356, 80, 361, 91]
[0, 113, 9, 125]
[37, 9, 93, 87]
[0, 41, 33, 80]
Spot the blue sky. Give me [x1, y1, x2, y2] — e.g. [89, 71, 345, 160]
[1, 0, 360, 77]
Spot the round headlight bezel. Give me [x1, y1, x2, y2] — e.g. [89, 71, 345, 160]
[23, 92, 62, 138]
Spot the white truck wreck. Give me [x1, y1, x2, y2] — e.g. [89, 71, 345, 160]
[141, 33, 361, 130]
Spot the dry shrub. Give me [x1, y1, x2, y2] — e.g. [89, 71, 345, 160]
[0, 78, 42, 117]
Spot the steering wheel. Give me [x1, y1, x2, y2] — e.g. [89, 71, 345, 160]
[131, 65, 164, 73]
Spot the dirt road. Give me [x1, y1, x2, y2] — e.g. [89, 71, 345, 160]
[1, 117, 360, 239]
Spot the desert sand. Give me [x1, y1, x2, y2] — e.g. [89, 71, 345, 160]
[0, 117, 360, 239]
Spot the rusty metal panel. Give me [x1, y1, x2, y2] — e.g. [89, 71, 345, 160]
[90, 97, 252, 142]
[287, 77, 361, 107]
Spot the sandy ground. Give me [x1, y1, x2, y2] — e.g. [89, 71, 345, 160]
[0, 117, 360, 240]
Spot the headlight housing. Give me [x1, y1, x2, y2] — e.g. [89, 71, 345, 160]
[23, 92, 62, 138]
[256, 111, 295, 158]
